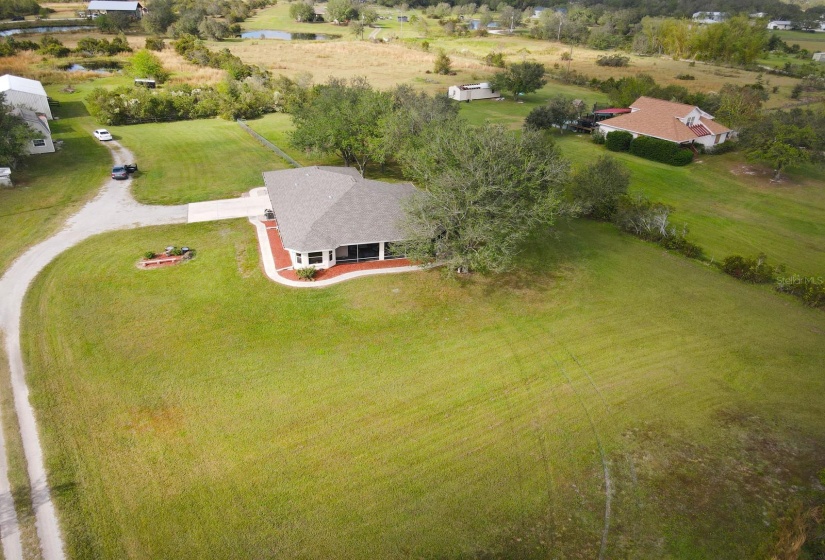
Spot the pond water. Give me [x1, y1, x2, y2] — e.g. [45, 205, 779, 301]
[0, 25, 95, 37]
[240, 29, 338, 40]
[62, 62, 122, 73]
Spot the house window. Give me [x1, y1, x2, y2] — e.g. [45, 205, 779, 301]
[32, 139, 46, 147]
[308, 251, 323, 265]
[296, 253, 302, 264]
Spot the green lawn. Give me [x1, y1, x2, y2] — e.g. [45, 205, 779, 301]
[773, 30, 825, 54]
[22, 218, 825, 560]
[109, 119, 292, 205]
[554, 134, 825, 277]
[0, 89, 111, 275]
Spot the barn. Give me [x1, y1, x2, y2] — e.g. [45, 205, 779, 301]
[0, 74, 52, 120]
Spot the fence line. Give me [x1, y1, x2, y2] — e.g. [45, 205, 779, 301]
[236, 119, 302, 168]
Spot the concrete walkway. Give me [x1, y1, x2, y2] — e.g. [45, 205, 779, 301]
[0, 140, 186, 560]
[249, 217, 422, 287]
[187, 187, 270, 223]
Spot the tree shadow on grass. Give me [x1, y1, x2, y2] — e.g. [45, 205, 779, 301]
[53, 100, 90, 120]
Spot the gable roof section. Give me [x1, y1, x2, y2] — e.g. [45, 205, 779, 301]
[0, 74, 47, 98]
[264, 167, 418, 252]
[11, 108, 50, 136]
[598, 96, 731, 143]
[87, 1, 141, 10]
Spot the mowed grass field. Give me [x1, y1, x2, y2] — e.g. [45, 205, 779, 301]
[109, 119, 292, 204]
[22, 218, 825, 559]
[548, 133, 825, 277]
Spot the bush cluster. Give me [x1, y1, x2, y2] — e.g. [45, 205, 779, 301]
[605, 130, 632, 151]
[295, 266, 317, 280]
[776, 277, 825, 308]
[145, 36, 165, 52]
[675, 73, 695, 80]
[484, 51, 505, 68]
[173, 34, 254, 80]
[0, 0, 40, 19]
[613, 194, 703, 259]
[86, 81, 276, 124]
[75, 36, 131, 56]
[629, 136, 693, 166]
[595, 54, 629, 67]
[721, 254, 782, 283]
[0, 36, 38, 57]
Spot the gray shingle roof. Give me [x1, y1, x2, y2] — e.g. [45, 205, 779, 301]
[264, 167, 418, 252]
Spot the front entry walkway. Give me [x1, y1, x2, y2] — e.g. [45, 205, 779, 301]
[250, 217, 422, 288]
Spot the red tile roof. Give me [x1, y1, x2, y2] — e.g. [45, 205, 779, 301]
[597, 96, 731, 143]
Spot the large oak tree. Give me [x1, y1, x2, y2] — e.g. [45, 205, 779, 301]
[399, 121, 570, 274]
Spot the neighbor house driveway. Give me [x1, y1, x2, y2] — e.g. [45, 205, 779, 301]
[0, 140, 186, 560]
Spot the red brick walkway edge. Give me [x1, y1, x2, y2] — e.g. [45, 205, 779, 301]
[251, 218, 424, 288]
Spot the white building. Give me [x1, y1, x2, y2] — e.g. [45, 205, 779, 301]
[0, 168, 11, 187]
[597, 96, 732, 149]
[767, 20, 793, 30]
[264, 167, 417, 270]
[692, 11, 727, 23]
[448, 82, 499, 102]
[87, 0, 146, 18]
[814, 52, 825, 62]
[13, 108, 55, 155]
[0, 74, 52, 120]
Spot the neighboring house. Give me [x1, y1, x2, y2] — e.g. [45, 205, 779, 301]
[767, 20, 793, 30]
[0, 74, 52, 120]
[532, 7, 547, 18]
[0, 168, 11, 187]
[87, 1, 146, 19]
[448, 82, 499, 101]
[692, 11, 727, 23]
[814, 52, 825, 62]
[264, 167, 418, 270]
[818, 21, 825, 32]
[12, 108, 55, 155]
[596, 96, 732, 149]
[749, 12, 767, 18]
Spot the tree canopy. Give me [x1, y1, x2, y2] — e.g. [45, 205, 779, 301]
[399, 121, 570, 274]
[740, 111, 821, 180]
[0, 93, 38, 171]
[571, 155, 630, 220]
[290, 77, 392, 176]
[490, 61, 546, 100]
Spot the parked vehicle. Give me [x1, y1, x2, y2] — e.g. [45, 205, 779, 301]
[124, 163, 138, 173]
[93, 129, 112, 141]
[111, 166, 128, 180]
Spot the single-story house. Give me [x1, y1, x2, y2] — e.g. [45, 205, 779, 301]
[692, 11, 727, 24]
[596, 96, 732, 149]
[448, 82, 499, 101]
[12, 108, 54, 155]
[0, 168, 11, 188]
[0, 74, 52, 120]
[264, 166, 418, 270]
[87, 1, 146, 19]
[767, 20, 792, 30]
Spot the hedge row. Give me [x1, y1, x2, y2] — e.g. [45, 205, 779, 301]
[629, 135, 694, 166]
[605, 131, 693, 165]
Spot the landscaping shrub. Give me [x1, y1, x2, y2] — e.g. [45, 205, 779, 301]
[776, 276, 825, 308]
[613, 194, 702, 258]
[605, 130, 633, 152]
[484, 51, 505, 68]
[629, 136, 693, 166]
[591, 130, 605, 145]
[595, 54, 630, 67]
[720, 254, 782, 283]
[143, 251, 156, 259]
[145, 36, 165, 51]
[295, 266, 317, 280]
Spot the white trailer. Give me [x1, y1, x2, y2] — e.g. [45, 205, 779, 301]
[448, 82, 499, 101]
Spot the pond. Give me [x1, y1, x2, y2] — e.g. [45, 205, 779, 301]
[0, 25, 96, 37]
[240, 29, 339, 40]
[61, 61, 122, 73]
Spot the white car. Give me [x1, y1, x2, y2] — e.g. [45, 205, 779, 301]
[93, 129, 112, 141]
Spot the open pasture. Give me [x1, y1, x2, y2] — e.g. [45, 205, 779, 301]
[22, 218, 825, 559]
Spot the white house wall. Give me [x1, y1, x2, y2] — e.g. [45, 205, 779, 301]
[3, 91, 52, 120]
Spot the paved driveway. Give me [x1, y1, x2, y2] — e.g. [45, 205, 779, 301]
[187, 187, 270, 223]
